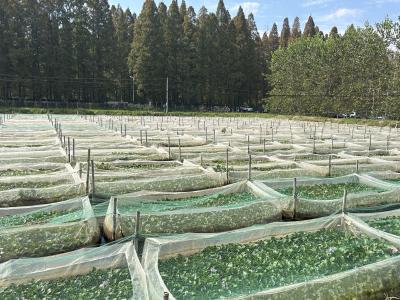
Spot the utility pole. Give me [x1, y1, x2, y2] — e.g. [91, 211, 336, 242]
[130, 76, 135, 104]
[166, 77, 169, 113]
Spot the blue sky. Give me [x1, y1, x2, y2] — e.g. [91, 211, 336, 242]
[110, 0, 400, 34]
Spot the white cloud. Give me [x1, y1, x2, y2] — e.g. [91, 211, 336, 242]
[302, 0, 333, 7]
[318, 8, 362, 22]
[232, 2, 261, 15]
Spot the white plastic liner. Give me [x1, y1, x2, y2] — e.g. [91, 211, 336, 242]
[0, 242, 149, 300]
[142, 213, 400, 299]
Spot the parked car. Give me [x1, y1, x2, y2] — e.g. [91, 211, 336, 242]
[349, 112, 357, 118]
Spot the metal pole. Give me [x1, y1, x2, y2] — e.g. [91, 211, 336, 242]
[328, 155, 332, 177]
[72, 138, 75, 162]
[67, 137, 71, 163]
[91, 159, 95, 196]
[168, 136, 171, 160]
[178, 139, 182, 162]
[134, 211, 141, 254]
[248, 154, 252, 181]
[342, 188, 347, 214]
[112, 197, 118, 240]
[86, 149, 91, 194]
[165, 77, 169, 113]
[226, 148, 229, 183]
[293, 177, 297, 219]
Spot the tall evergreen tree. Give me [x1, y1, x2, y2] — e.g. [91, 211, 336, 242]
[330, 26, 339, 38]
[280, 17, 291, 48]
[268, 23, 280, 51]
[181, 6, 198, 106]
[165, 0, 183, 105]
[291, 17, 301, 40]
[129, 0, 164, 106]
[303, 16, 316, 37]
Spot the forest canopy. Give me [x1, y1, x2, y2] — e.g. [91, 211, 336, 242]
[0, 0, 399, 117]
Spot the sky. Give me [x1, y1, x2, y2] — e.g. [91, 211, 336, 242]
[109, 0, 400, 35]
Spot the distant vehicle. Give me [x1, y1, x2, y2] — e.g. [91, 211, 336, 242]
[336, 113, 348, 118]
[349, 112, 357, 118]
[239, 107, 254, 112]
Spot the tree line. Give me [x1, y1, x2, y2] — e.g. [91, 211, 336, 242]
[0, 0, 399, 116]
[267, 18, 400, 118]
[0, 0, 328, 109]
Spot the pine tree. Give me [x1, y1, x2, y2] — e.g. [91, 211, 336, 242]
[181, 6, 197, 106]
[248, 13, 264, 106]
[129, 0, 164, 106]
[291, 17, 301, 40]
[216, 0, 233, 106]
[165, 0, 183, 105]
[233, 7, 252, 107]
[268, 23, 280, 51]
[280, 17, 291, 48]
[303, 16, 316, 37]
[330, 26, 339, 38]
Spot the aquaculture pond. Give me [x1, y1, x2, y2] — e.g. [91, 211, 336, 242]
[0, 208, 82, 228]
[366, 216, 400, 236]
[159, 229, 397, 299]
[0, 267, 132, 299]
[275, 182, 385, 200]
[118, 192, 259, 214]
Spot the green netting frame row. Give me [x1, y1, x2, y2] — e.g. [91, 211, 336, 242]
[142, 213, 400, 299]
[255, 173, 400, 219]
[103, 181, 282, 239]
[0, 196, 100, 263]
[0, 242, 148, 299]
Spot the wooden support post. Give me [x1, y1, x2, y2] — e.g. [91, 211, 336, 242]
[67, 137, 71, 163]
[140, 130, 143, 145]
[79, 163, 82, 179]
[247, 135, 250, 154]
[91, 160, 95, 196]
[200, 154, 203, 167]
[369, 134, 372, 152]
[134, 211, 141, 254]
[313, 136, 316, 154]
[145, 130, 148, 146]
[205, 127, 208, 143]
[72, 139, 75, 162]
[387, 135, 390, 153]
[86, 149, 91, 194]
[168, 136, 171, 160]
[356, 160, 359, 174]
[263, 138, 266, 154]
[178, 139, 182, 162]
[271, 127, 274, 142]
[342, 188, 347, 214]
[213, 129, 216, 144]
[226, 148, 229, 183]
[328, 155, 332, 177]
[120, 124, 123, 136]
[112, 197, 118, 240]
[124, 124, 127, 137]
[293, 178, 297, 219]
[163, 292, 169, 300]
[248, 154, 252, 181]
